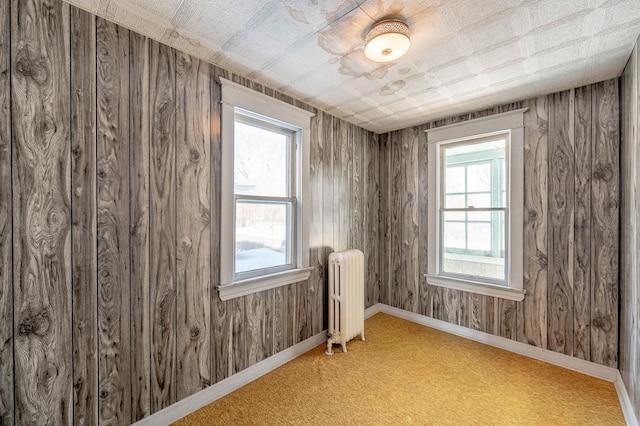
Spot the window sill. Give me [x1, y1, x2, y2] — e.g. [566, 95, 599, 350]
[425, 274, 525, 301]
[218, 267, 313, 301]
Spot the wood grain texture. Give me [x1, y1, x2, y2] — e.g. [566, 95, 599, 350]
[379, 133, 390, 306]
[309, 111, 323, 336]
[0, 0, 12, 421]
[364, 131, 380, 309]
[4, 3, 384, 423]
[129, 30, 151, 422]
[11, 0, 72, 423]
[149, 39, 177, 412]
[70, 7, 97, 425]
[590, 79, 619, 368]
[231, 297, 246, 374]
[380, 83, 620, 367]
[573, 85, 592, 361]
[620, 38, 640, 419]
[210, 66, 232, 384]
[273, 286, 287, 354]
[96, 18, 131, 425]
[402, 127, 419, 313]
[390, 131, 402, 309]
[547, 90, 574, 355]
[321, 113, 334, 329]
[175, 51, 211, 400]
[518, 95, 549, 349]
[418, 124, 431, 319]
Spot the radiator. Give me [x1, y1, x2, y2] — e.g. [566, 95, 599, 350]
[326, 249, 365, 355]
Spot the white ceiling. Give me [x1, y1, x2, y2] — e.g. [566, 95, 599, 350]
[66, 0, 640, 133]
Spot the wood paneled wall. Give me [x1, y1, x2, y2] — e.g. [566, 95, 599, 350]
[380, 80, 620, 368]
[621, 36, 640, 421]
[0, 0, 381, 423]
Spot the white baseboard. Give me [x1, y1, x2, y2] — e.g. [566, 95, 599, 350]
[615, 370, 640, 426]
[364, 303, 382, 319]
[376, 304, 619, 382]
[134, 330, 327, 425]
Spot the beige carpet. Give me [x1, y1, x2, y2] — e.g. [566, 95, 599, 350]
[175, 313, 624, 425]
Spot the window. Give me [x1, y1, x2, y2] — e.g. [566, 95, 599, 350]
[426, 109, 527, 301]
[219, 78, 314, 300]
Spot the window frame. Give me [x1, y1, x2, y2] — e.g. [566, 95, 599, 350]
[219, 78, 314, 301]
[425, 109, 527, 302]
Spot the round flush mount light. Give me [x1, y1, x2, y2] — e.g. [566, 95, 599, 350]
[364, 19, 411, 62]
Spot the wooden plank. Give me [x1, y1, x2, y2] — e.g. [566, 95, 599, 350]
[70, 7, 97, 426]
[287, 282, 297, 347]
[10, 0, 73, 424]
[547, 90, 575, 356]
[364, 130, 380, 308]
[11, 0, 72, 423]
[379, 133, 390, 306]
[618, 46, 637, 409]
[273, 286, 287, 354]
[418, 124, 431, 318]
[517, 96, 548, 349]
[245, 292, 267, 367]
[129, 30, 151, 422]
[210, 65, 231, 384]
[470, 295, 496, 334]
[499, 299, 517, 340]
[390, 131, 403, 309]
[96, 18, 131, 425]
[590, 79, 619, 368]
[402, 127, 420, 313]
[295, 280, 309, 343]
[149, 39, 177, 411]
[335, 118, 350, 252]
[231, 297, 246, 374]
[321, 113, 334, 329]
[351, 123, 364, 254]
[175, 51, 211, 400]
[0, 0, 12, 421]
[573, 85, 592, 360]
[309, 110, 323, 336]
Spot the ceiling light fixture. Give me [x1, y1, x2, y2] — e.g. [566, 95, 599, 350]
[364, 19, 411, 63]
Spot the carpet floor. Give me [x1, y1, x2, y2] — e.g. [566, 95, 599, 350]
[175, 313, 624, 425]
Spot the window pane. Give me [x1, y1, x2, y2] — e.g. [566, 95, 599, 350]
[234, 120, 289, 197]
[441, 210, 505, 282]
[467, 193, 490, 208]
[468, 211, 490, 221]
[446, 211, 465, 221]
[445, 166, 465, 194]
[235, 201, 290, 274]
[468, 222, 491, 251]
[467, 163, 490, 192]
[445, 194, 465, 208]
[443, 220, 465, 249]
[444, 138, 505, 208]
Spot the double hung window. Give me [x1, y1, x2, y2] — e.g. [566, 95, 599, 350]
[219, 78, 314, 300]
[426, 109, 527, 301]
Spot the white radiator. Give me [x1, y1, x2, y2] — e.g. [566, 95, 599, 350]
[326, 249, 365, 355]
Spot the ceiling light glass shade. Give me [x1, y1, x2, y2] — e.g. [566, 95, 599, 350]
[364, 19, 410, 62]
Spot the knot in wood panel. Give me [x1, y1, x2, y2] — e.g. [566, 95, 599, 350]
[18, 309, 51, 337]
[593, 164, 613, 181]
[14, 47, 49, 85]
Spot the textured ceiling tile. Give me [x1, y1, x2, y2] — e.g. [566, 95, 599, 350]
[280, 0, 362, 32]
[63, 0, 640, 133]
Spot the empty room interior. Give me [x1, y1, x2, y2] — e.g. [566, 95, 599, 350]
[2, 0, 640, 424]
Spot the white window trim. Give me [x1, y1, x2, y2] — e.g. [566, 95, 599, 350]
[218, 78, 314, 301]
[425, 108, 528, 302]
